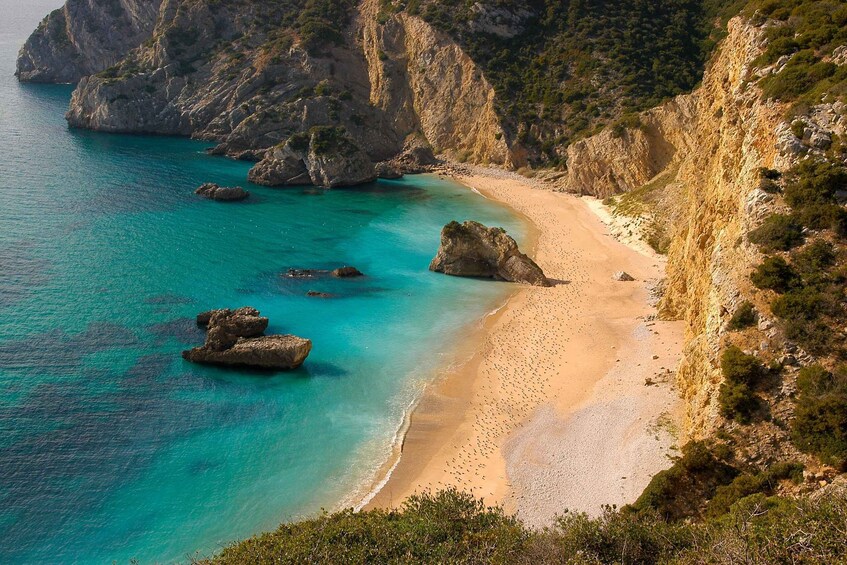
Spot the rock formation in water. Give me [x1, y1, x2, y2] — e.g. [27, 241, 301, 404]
[248, 127, 376, 188]
[430, 221, 549, 287]
[331, 266, 364, 278]
[184, 307, 311, 370]
[195, 183, 249, 201]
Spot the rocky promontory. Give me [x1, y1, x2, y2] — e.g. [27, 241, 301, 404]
[183, 307, 311, 370]
[195, 183, 249, 201]
[248, 127, 376, 188]
[430, 221, 550, 287]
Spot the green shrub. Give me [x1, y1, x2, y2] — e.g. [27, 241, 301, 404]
[628, 441, 738, 520]
[719, 381, 760, 423]
[793, 394, 847, 466]
[748, 214, 805, 251]
[783, 159, 847, 211]
[791, 240, 836, 285]
[727, 301, 757, 331]
[705, 462, 803, 518]
[792, 364, 847, 466]
[750, 257, 800, 293]
[721, 346, 766, 386]
[796, 364, 834, 396]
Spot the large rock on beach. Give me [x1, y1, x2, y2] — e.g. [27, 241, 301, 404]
[184, 307, 310, 370]
[429, 221, 550, 286]
[195, 183, 249, 201]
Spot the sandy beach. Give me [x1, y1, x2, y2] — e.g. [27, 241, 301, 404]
[364, 171, 684, 526]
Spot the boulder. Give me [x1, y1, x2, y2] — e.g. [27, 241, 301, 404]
[248, 127, 376, 188]
[183, 307, 309, 370]
[182, 307, 312, 370]
[429, 221, 550, 286]
[375, 161, 403, 179]
[183, 335, 312, 370]
[207, 307, 268, 338]
[612, 271, 635, 281]
[195, 183, 249, 201]
[332, 266, 364, 278]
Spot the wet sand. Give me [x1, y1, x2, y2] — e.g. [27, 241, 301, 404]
[364, 172, 684, 526]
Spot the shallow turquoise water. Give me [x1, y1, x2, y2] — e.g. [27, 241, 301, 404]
[0, 2, 524, 562]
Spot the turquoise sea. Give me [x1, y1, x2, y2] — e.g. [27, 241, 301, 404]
[0, 2, 524, 562]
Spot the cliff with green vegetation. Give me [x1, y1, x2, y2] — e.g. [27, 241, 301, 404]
[17, 0, 747, 172]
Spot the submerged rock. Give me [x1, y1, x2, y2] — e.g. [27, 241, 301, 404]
[331, 266, 364, 278]
[284, 268, 323, 279]
[429, 221, 550, 286]
[183, 307, 309, 370]
[306, 291, 333, 298]
[195, 183, 249, 201]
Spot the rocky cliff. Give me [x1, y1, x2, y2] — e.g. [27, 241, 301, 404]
[16, 0, 162, 83]
[556, 18, 812, 441]
[18, 0, 527, 181]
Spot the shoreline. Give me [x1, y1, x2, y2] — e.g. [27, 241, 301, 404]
[361, 169, 685, 525]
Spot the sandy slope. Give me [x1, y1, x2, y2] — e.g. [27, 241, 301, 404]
[364, 172, 684, 526]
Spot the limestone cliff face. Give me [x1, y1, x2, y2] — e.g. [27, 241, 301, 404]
[22, 0, 520, 171]
[16, 0, 162, 83]
[359, 0, 523, 167]
[559, 18, 786, 437]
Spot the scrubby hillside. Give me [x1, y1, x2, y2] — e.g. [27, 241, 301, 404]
[199, 487, 847, 564]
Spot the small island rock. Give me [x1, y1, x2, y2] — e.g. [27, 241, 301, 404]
[430, 221, 550, 287]
[183, 307, 310, 370]
[195, 183, 249, 201]
[332, 266, 364, 278]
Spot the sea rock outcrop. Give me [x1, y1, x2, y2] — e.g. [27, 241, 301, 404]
[248, 128, 376, 188]
[331, 266, 364, 278]
[195, 183, 249, 201]
[183, 335, 312, 370]
[430, 221, 549, 287]
[184, 307, 310, 370]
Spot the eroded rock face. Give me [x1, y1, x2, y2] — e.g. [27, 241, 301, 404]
[249, 128, 376, 188]
[195, 183, 249, 201]
[429, 221, 549, 286]
[184, 307, 310, 370]
[16, 0, 162, 83]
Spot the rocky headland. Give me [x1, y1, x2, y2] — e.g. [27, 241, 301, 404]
[183, 307, 311, 370]
[429, 220, 549, 287]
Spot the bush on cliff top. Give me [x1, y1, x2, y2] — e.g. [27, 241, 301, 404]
[199, 484, 847, 564]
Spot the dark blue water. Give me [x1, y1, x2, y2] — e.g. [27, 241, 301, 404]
[0, 2, 524, 562]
